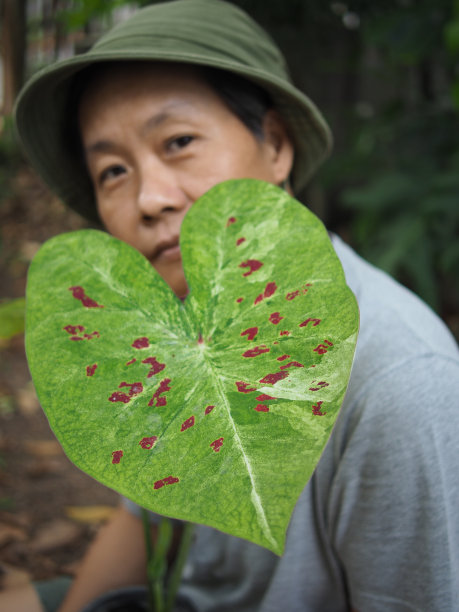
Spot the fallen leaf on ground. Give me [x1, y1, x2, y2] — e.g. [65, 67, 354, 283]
[15, 385, 40, 415]
[0, 511, 31, 529]
[23, 440, 63, 457]
[0, 523, 27, 547]
[65, 505, 116, 525]
[26, 457, 64, 478]
[29, 519, 83, 553]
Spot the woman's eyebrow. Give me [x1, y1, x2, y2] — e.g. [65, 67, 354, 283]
[141, 100, 197, 135]
[85, 139, 116, 155]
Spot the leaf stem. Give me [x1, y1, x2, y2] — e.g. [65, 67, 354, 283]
[142, 509, 173, 612]
[165, 522, 194, 612]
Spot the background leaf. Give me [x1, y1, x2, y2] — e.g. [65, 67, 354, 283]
[0, 298, 25, 340]
[26, 180, 358, 555]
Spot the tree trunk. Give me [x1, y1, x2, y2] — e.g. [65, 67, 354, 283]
[0, 0, 27, 115]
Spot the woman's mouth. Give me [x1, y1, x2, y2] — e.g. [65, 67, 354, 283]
[153, 238, 181, 263]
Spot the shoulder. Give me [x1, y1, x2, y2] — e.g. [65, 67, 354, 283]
[331, 233, 458, 406]
[327, 234, 459, 465]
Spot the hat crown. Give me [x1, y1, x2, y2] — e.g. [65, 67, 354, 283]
[91, 0, 289, 82]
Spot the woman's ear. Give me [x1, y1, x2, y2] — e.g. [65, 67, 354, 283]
[262, 109, 295, 188]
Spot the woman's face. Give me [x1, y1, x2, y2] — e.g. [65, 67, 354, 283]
[79, 64, 293, 297]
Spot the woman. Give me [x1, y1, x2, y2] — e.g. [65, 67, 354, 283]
[5, 1, 459, 611]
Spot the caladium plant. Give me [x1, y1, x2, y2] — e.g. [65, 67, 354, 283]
[26, 179, 359, 557]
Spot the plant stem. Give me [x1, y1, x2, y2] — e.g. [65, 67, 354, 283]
[165, 522, 194, 612]
[142, 509, 173, 612]
[141, 508, 157, 612]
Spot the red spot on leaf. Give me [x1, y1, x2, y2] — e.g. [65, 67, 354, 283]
[226, 217, 236, 227]
[108, 381, 142, 403]
[154, 475, 179, 490]
[239, 259, 263, 277]
[63, 324, 84, 335]
[269, 312, 283, 324]
[163, 476, 179, 485]
[286, 285, 312, 301]
[142, 357, 166, 377]
[242, 345, 270, 358]
[277, 354, 290, 361]
[108, 392, 131, 404]
[254, 282, 278, 305]
[63, 324, 99, 341]
[111, 450, 123, 464]
[86, 364, 97, 377]
[69, 286, 104, 308]
[205, 405, 215, 415]
[148, 378, 171, 407]
[312, 401, 327, 416]
[83, 331, 100, 340]
[259, 371, 289, 385]
[181, 416, 195, 432]
[119, 381, 143, 395]
[126, 359, 136, 366]
[265, 282, 277, 298]
[210, 438, 224, 452]
[256, 394, 276, 401]
[313, 340, 334, 355]
[299, 318, 321, 328]
[236, 297, 244, 303]
[279, 361, 304, 370]
[280, 330, 290, 336]
[139, 436, 158, 449]
[241, 327, 258, 341]
[236, 381, 257, 393]
[309, 381, 329, 392]
[254, 404, 269, 412]
[236, 237, 246, 246]
[132, 337, 149, 349]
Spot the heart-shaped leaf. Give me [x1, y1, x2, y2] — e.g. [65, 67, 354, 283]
[26, 179, 358, 555]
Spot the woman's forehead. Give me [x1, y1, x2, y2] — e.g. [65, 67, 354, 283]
[77, 62, 239, 142]
[79, 61, 209, 103]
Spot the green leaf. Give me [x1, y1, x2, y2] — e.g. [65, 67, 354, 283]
[0, 298, 25, 340]
[444, 19, 459, 55]
[25, 179, 358, 555]
[342, 172, 421, 212]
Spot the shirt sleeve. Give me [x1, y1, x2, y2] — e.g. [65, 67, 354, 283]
[328, 353, 459, 612]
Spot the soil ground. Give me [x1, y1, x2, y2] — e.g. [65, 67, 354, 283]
[0, 166, 118, 590]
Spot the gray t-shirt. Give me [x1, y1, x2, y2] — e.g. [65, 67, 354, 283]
[125, 235, 459, 611]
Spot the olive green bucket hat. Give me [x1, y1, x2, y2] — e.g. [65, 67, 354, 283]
[14, 0, 332, 222]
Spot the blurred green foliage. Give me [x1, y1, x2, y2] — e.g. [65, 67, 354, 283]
[0, 116, 23, 200]
[317, 0, 459, 315]
[0, 297, 26, 340]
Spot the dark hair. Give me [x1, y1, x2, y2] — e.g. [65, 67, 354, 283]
[199, 66, 272, 140]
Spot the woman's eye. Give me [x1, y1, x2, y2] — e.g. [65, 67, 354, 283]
[168, 135, 194, 152]
[99, 165, 126, 184]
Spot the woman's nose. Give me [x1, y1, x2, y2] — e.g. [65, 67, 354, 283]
[137, 161, 188, 221]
